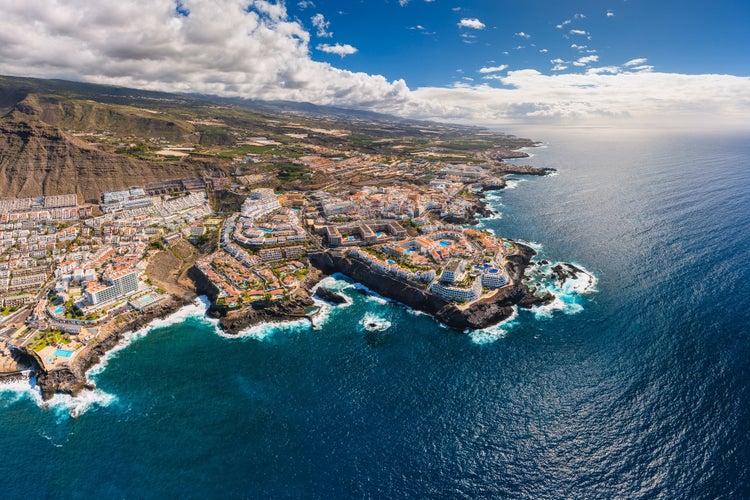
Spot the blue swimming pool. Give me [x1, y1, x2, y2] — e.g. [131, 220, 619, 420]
[439, 241, 451, 247]
[386, 259, 396, 265]
[54, 349, 74, 358]
[54, 306, 64, 315]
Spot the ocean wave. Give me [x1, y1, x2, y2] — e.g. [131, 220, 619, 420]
[224, 318, 312, 342]
[313, 273, 357, 293]
[352, 282, 391, 305]
[469, 307, 519, 345]
[0, 378, 117, 421]
[516, 239, 544, 251]
[0, 296, 214, 418]
[89, 296, 215, 379]
[359, 312, 391, 332]
[504, 178, 526, 190]
[525, 261, 598, 319]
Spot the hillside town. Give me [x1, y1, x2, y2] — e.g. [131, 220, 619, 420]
[0, 148, 552, 381]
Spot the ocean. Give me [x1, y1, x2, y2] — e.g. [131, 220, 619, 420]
[2, 128, 749, 498]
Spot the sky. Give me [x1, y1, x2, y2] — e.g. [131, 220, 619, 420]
[0, 0, 748, 129]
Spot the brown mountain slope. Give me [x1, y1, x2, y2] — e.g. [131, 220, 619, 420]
[9, 93, 196, 143]
[0, 120, 206, 202]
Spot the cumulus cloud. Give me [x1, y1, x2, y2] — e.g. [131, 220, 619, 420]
[412, 70, 750, 129]
[624, 58, 648, 67]
[458, 18, 486, 29]
[0, 0, 413, 110]
[0, 0, 747, 130]
[573, 55, 599, 66]
[556, 13, 585, 29]
[311, 13, 332, 37]
[478, 65, 509, 74]
[515, 32, 531, 39]
[607, 10, 615, 17]
[569, 29, 588, 36]
[317, 43, 358, 57]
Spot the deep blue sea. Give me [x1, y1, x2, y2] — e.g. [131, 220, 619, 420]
[2, 129, 749, 498]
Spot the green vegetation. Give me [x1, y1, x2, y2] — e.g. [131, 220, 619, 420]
[0, 306, 18, 316]
[29, 329, 70, 352]
[149, 239, 166, 251]
[118, 143, 153, 160]
[276, 162, 309, 181]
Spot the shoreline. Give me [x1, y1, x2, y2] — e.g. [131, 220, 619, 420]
[4, 162, 568, 401]
[16, 295, 192, 400]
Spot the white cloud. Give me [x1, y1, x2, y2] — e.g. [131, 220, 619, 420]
[458, 18, 485, 29]
[0, 0, 747, 130]
[478, 65, 508, 74]
[573, 55, 599, 66]
[570, 29, 588, 36]
[311, 13, 332, 37]
[412, 70, 750, 129]
[624, 58, 648, 67]
[607, 10, 615, 17]
[515, 32, 531, 39]
[539, 49, 548, 53]
[298, 0, 314, 9]
[317, 43, 357, 57]
[556, 14, 585, 29]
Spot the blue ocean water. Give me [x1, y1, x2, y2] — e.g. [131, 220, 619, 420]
[2, 129, 749, 498]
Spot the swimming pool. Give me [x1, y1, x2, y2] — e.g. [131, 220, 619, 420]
[439, 241, 452, 247]
[386, 259, 396, 265]
[54, 306, 64, 315]
[54, 349, 74, 358]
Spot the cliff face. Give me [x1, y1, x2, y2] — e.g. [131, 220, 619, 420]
[25, 297, 188, 400]
[308, 248, 545, 330]
[0, 120, 205, 202]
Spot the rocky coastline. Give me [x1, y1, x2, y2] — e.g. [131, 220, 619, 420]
[18, 296, 190, 400]
[18, 164, 563, 400]
[308, 244, 553, 330]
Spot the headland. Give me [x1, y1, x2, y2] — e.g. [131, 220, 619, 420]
[0, 76, 592, 400]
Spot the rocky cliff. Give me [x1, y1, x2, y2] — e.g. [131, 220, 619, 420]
[308, 245, 552, 330]
[0, 120, 205, 202]
[21, 297, 188, 400]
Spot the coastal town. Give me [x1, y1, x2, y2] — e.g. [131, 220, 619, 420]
[0, 149, 555, 396]
[0, 77, 569, 398]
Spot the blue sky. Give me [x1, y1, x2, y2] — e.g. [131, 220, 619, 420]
[0, 0, 748, 129]
[301, 0, 750, 86]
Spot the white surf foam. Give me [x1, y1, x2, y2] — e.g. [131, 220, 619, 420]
[524, 262, 597, 320]
[504, 178, 526, 190]
[469, 307, 519, 345]
[359, 312, 391, 332]
[0, 378, 117, 421]
[225, 318, 311, 342]
[352, 282, 391, 305]
[0, 296, 213, 418]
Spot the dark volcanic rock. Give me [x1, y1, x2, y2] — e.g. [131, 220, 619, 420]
[26, 296, 189, 400]
[215, 295, 314, 335]
[314, 287, 347, 305]
[309, 245, 542, 330]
